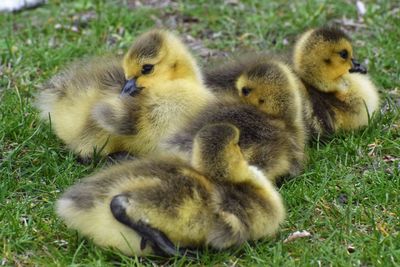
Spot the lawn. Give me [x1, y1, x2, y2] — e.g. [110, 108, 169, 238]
[1, 0, 399, 266]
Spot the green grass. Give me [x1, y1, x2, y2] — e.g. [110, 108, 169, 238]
[1, 0, 399, 266]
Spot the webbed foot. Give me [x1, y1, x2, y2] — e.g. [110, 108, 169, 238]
[110, 194, 196, 257]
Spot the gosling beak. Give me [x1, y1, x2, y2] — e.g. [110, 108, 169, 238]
[120, 79, 140, 97]
[349, 59, 367, 74]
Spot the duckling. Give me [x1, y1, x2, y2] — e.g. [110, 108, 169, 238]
[36, 29, 214, 161]
[292, 26, 380, 136]
[164, 61, 306, 182]
[56, 123, 285, 256]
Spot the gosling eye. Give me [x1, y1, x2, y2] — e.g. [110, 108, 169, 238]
[339, 50, 348, 59]
[141, 64, 154, 75]
[259, 99, 265, 105]
[241, 87, 252, 96]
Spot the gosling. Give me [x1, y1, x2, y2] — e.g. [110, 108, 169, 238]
[56, 123, 285, 256]
[36, 29, 214, 161]
[292, 26, 380, 136]
[165, 61, 306, 183]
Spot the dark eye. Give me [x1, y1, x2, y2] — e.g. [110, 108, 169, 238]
[241, 87, 252, 96]
[141, 64, 154, 75]
[339, 50, 348, 59]
[259, 99, 265, 105]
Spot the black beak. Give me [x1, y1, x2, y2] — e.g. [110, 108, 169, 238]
[349, 59, 367, 74]
[120, 79, 140, 97]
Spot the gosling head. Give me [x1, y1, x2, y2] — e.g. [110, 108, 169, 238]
[121, 29, 201, 97]
[235, 61, 301, 124]
[192, 123, 248, 182]
[293, 26, 367, 93]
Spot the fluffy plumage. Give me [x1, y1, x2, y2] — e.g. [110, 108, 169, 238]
[56, 123, 285, 256]
[166, 59, 307, 182]
[36, 29, 214, 161]
[292, 26, 380, 136]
